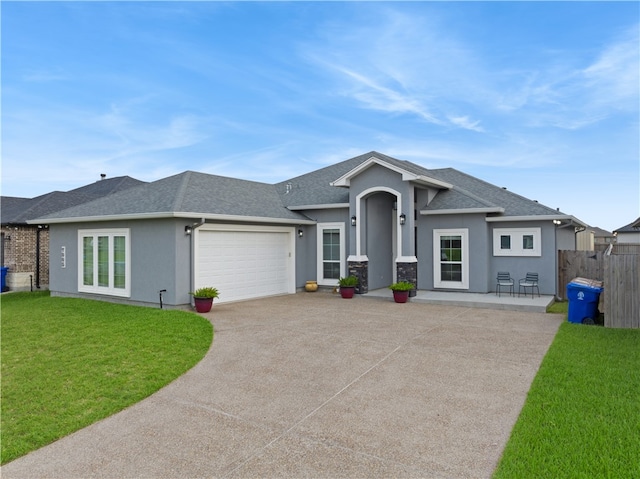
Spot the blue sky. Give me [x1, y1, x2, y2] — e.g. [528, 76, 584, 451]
[2, 1, 638, 232]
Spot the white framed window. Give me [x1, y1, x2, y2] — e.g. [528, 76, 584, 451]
[78, 229, 131, 297]
[433, 229, 469, 289]
[493, 228, 541, 257]
[317, 223, 345, 286]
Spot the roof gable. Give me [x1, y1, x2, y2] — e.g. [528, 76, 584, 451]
[276, 151, 452, 209]
[330, 154, 452, 190]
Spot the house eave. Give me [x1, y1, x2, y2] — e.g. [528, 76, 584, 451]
[28, 212, 316, 226]
[485, 215, 588, 228]
[420, 207, 505, 216]
[412, 175, 453, 189]
[288, 203, 349, 211]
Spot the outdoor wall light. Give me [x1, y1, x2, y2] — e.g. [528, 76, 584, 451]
[552, 219, 562, 225]
[185, 225, 193, 235]
[351, 216, 357, 226]
[298, 228, 304, 238]
[399, 213, 406, 226]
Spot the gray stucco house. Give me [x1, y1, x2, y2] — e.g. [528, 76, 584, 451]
[30, 152, 586, 307]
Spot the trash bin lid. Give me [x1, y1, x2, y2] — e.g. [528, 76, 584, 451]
[570, 277, 603, 288]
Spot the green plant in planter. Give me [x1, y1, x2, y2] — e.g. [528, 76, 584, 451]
[388, 281, 414, 291]
[190, 287, 220, 299]
[338, 275, 358, 287]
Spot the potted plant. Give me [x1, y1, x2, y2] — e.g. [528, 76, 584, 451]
[190, 286, 219, 313]
[388, 281, 414, 303]
[338, 275, 358, 299]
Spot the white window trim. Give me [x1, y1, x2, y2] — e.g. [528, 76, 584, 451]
[78, 228, 131, 297]
[317, 222, 345, 286]
[433, 229, 469, 290]
[493, 227, 541, 257]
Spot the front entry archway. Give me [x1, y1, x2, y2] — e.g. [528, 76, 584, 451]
[364, 191, 397, 291]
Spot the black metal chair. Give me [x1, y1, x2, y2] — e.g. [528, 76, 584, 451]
[518, 272, 540, 298]
[496, 272, 514, 297]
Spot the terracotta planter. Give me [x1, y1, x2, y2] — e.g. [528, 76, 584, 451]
[392, 290, 410, 303]
[194, 297, 214, 313]
[305, 281, 319, 292]
[340, 286, 355, 299]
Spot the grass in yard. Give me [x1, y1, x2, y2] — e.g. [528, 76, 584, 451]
[1, 291, 213, 464]
[493, 321, 640, 478]
[546, 300, 568, 315]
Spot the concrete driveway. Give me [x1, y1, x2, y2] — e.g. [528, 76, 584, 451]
[2, 292, 562, 478]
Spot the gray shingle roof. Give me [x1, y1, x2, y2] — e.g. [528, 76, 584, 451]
[276, 152, 374, 207]
[26, 151, 574, 224]
[425, 168, 564, 216]
[2, 176, 145, 224]
[37, 171, 309, 222]
[69, 176, 146, 197]
[614, 217, 640, 233]
[277, 151, 562, 219]
[276, 151, 442, 208]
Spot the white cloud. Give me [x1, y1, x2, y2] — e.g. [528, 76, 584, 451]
[495, 24, 639, 130]
[330, 66, 444, 125]
[447, 115, 484, 133]
[303, 8, 486, 132]
[581, 24, 640, 110]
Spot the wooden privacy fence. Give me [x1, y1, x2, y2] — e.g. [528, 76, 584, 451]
[594, 243, 640, 254]
[558, 250, 605, 300]
[558, 250, 640, 328]
[604, 254, 640, 328]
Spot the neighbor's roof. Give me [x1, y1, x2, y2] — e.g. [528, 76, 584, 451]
[614, 217, 640, 233]
[589, 226, 613, 237]
[32, 171, 312, 224]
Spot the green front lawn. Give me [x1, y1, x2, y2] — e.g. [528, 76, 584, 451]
[494, 321, 640, 478]
[1, 291, 213, 464]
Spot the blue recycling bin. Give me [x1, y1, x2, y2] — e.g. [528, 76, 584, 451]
[567, 281, 603, 324]
[1, 267, 8, 292]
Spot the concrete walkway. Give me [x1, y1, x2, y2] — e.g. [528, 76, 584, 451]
[366, 289, 555, 313]
[2, 292, 562, 478]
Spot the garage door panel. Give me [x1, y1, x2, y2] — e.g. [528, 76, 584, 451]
[196, 229, 293, 303]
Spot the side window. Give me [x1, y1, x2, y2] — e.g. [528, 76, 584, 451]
[493, 228, 541, 256]
[78, 229, 130, 297]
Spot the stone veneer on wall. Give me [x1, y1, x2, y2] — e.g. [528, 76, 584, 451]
[348, 260, 368, 294]
[396, 261, 417, 295]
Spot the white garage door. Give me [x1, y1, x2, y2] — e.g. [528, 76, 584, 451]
[195, 226, 295, 303]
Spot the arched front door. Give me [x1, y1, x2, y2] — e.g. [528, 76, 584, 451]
[365, 191, 397, 290]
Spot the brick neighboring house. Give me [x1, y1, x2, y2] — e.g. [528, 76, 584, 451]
[1, 176, 145, 291]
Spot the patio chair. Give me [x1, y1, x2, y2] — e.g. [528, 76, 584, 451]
[496, 272, 514, 297]
[518, 272, 540, 298]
